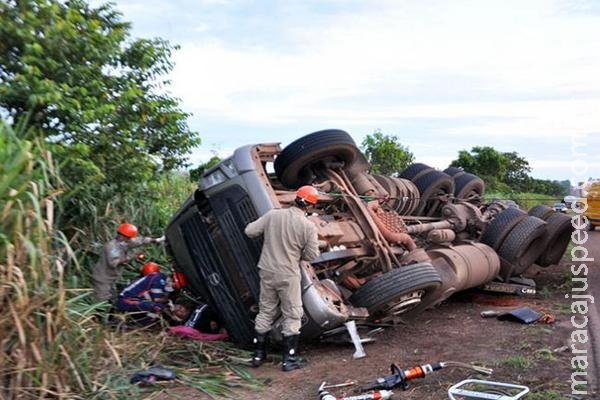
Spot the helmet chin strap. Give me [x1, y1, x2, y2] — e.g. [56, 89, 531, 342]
[295, 197, 309, 208]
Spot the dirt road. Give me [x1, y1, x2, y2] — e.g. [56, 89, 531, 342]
[161, 231, 600, 399]
[231, 231, 600, 399]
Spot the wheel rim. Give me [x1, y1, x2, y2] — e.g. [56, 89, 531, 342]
[382, 290, 425, 316]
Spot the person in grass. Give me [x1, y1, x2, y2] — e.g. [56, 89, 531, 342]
[92, 223, 164, 302]
[169, 301, 225, 334]
[115, 261, 172, 326]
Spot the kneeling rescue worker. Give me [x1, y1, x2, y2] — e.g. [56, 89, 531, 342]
[115, 261, 171, 326]
[244, 185, 320, 371]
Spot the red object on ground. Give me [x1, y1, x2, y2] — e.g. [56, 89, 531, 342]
[168, 325, 229, 341]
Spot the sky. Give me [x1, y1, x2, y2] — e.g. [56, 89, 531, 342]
[107, 0, 599, 181]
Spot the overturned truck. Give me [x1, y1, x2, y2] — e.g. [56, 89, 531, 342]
[165, 130, 573, 344]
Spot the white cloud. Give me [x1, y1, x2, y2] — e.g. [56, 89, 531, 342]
[112, 0, 600, 178]
[169, 0, 600, 131]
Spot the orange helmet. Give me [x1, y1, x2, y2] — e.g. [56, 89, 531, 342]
[296, 185, 319, 205]
[117, 223, 138, 238]
[141, 262, 160, 276]
[172, 271, 188, 290]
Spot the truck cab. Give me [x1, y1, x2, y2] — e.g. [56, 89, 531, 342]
[583, 181, 600, 230]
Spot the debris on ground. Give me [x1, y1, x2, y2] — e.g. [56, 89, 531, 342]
[130, 365, 176, 386]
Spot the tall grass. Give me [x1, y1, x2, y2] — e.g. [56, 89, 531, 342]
[0, 121, 261, 399]
[1, 120, 82, 398]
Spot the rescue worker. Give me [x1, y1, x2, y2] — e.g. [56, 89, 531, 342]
[92, 222, 164, 302]
[244, 185, 320, 371]
[115, 261, 171, 326]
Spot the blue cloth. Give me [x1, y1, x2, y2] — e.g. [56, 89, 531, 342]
[119, 272, 168, 302]
[116, 272, 168, 319]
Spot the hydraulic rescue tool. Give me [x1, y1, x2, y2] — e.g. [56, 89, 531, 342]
[360, 361, 493, 391]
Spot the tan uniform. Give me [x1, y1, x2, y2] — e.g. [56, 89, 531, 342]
[245, 207, 319, 336]
[92, 236, 154, 301]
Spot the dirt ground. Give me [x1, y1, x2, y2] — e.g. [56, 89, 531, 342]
[160, 231, 600, 400]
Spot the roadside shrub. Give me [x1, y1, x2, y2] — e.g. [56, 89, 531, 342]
[1, 120, 87, 398]
[485, 191, 557, 210]
[1, 120, 257, 399]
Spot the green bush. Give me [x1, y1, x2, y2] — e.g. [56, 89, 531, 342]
[485, 191, 559, 210]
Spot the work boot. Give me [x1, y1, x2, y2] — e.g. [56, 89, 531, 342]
[281, 334, 306, 372]
[251, 331, 269, 367]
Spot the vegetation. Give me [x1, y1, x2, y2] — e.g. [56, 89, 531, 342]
[190, 155, 222, 183]
[0, 0, 201, 191]
[360, 130, 414, 175]
[485, 191, 559, 210]
[0, 122, 259, 399]
[499, 355, 532, 369]
[0, 0, 253, 397]
[0, 1, 575, 398]
[525, 391, 567, 400]
[451, 146, 569, 196]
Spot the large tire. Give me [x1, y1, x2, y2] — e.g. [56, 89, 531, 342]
[274, 129, 359, 189]
[412, 170, 454, 217]
[349, 263, 442, 317]
[536, 212, 573, 267]
[393, 177, 420, 215]
[480, 207, 527, 251]
[373, 174, 419, 215]
[399, 163, 433, 181]
[443, 166, 466, 178]
[453, 173, 485, 202]
[528, 205, 554, 221]
[498, 216, 547, 277]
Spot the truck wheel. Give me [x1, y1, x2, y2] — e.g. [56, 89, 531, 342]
[453, 173, 485, 203]
[443, 166, 466, 178]
[498, 216, 547, 277]
[480, 207, 527, 251]
[536, 212, 573, 267]
[528, 205, 554, 220]
[399, 163, 433, 181]
[349, 263, 441, 317]
[412, 170, 454, 217]
[274, 129, 359, 189]
[373, 175, 419, 215]
[392, 177, 420, 215]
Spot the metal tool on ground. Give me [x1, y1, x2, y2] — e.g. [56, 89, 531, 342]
[321, 381, 356, 390]
[360, 361, 493, 391]
[319, 382, 393, 400]
[345, 320, 367, 359]
[447, 379, 530, 399]
[480, 310, 503, 318]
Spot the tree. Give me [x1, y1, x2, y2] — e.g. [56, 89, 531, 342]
[450, 146, 509, 191]
[189, 155, 222, 182]
[450, 146, 533, 192]
[0, 0, 200, 190]
[502, 151, 531, 192]
[528, 178, 569, 197]
[360, 130, 414, 176]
